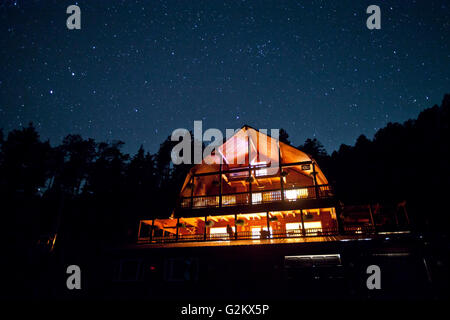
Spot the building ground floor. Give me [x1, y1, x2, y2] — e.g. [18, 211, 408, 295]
[105, 232, 447, 300]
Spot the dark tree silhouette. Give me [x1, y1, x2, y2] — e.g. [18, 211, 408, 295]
[55, 134, 97, 196]
[278, 128, 290, 145]
[1, 123, 52, 197]
[298, 138, 328, 163]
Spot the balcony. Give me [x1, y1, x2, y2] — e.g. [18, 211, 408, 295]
[137, 226, 381, 246]
[138, 208, 347, 246]
[143, 227, 340, 244]
[179, 184, 334, 210]
[139, 201, 410, 247]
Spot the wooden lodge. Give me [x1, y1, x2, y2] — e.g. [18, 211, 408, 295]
[136, 126, 408, 246]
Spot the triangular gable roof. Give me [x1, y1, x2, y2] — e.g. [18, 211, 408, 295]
[178, 126, 329, 196]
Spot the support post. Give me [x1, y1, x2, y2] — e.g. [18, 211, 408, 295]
[300, 209, 306, 236]
[150, 219, 155, 242]
[248, 135, 252, 205]
[368, 204, 377, 234]
[190, 176, 194, 209]
[312, 162, 319, 199]
[403, 205, 410, 225]
[278, 140, 285, 201]
[235, 213, 238, 240]
[219, 162, 223, 208]
[176, 217, 180, 241]
[335, 204, 345, 235]
[266, 211, 271, 239]
[204, 216, 207, 241]
[137, 220, 143, 242]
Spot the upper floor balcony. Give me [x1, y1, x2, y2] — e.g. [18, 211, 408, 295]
[175, 126, 334, 214]
[179, 183, 334, 210]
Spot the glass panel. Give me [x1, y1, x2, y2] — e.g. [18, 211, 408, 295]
[222, 192, 249, 206]
[317, 207, 338, 232]
[284, 188, 309, 201]
[250, 161, 278, 178]
[269, 210, 303, 238]
[206, 215, 235, 240]
[192, 195, 219, 208]
[152, 218, 177, 242]
[222, 170, 249, 194]
[178, 217, 206, 241]
[193, 174, 220, 196]
[282, 165, 314, 189]
[302, 209, 323, 236]
[180, 179, 193, 197]
[251, 171, 281, 193]
[237, 212, 269, 239]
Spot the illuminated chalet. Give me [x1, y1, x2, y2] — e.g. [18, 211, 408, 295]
[137, 125, 350, 245]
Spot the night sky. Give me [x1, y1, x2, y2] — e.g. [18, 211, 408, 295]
[0, 0, 449, 155]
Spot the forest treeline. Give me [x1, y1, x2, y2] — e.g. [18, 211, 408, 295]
[1, 94, 449, 255]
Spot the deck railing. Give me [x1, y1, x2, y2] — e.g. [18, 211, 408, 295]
[179, 184, 333, 209]
[137, 226, 351, 244]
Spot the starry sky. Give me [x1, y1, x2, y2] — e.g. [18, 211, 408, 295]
[0, 0, 449, 155]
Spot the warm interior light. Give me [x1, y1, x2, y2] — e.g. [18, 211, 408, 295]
[285, 188, 308, 200]
[210, 227, 235, 234]
[251, 226, 272, 237]
[252, 192, 262, 203]
[251, 160, 268, 176]
[240, 212, 266, 219]
[285, 222, 302, 237]
[286, 222, 302, 231]
[284, 254, 341, 266]
[303, 221, 322, 236]
[222, 195, 236, 205]
[255, 168, 268, 176]
[303, 221, 322, 229]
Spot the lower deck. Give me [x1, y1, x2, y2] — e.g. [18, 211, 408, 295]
[138, 204, 409, 246]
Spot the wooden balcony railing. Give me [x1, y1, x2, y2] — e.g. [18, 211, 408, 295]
[138, 227, 347, 244]
[179, 184, 333, 209]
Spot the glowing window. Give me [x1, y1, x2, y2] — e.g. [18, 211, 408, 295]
[251, 226, 273, 237]
[304, 221, 322, 229]
[285, 222, 302, 237]
[285, 188, 309, 200]
[303, 221, 322, 236]
[251, 160, 268, 177]
[252, 192, 262, 203]
[255, 168, 268, 177]
[286, 223, 302, 231]
[210, 227, 235, 234]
